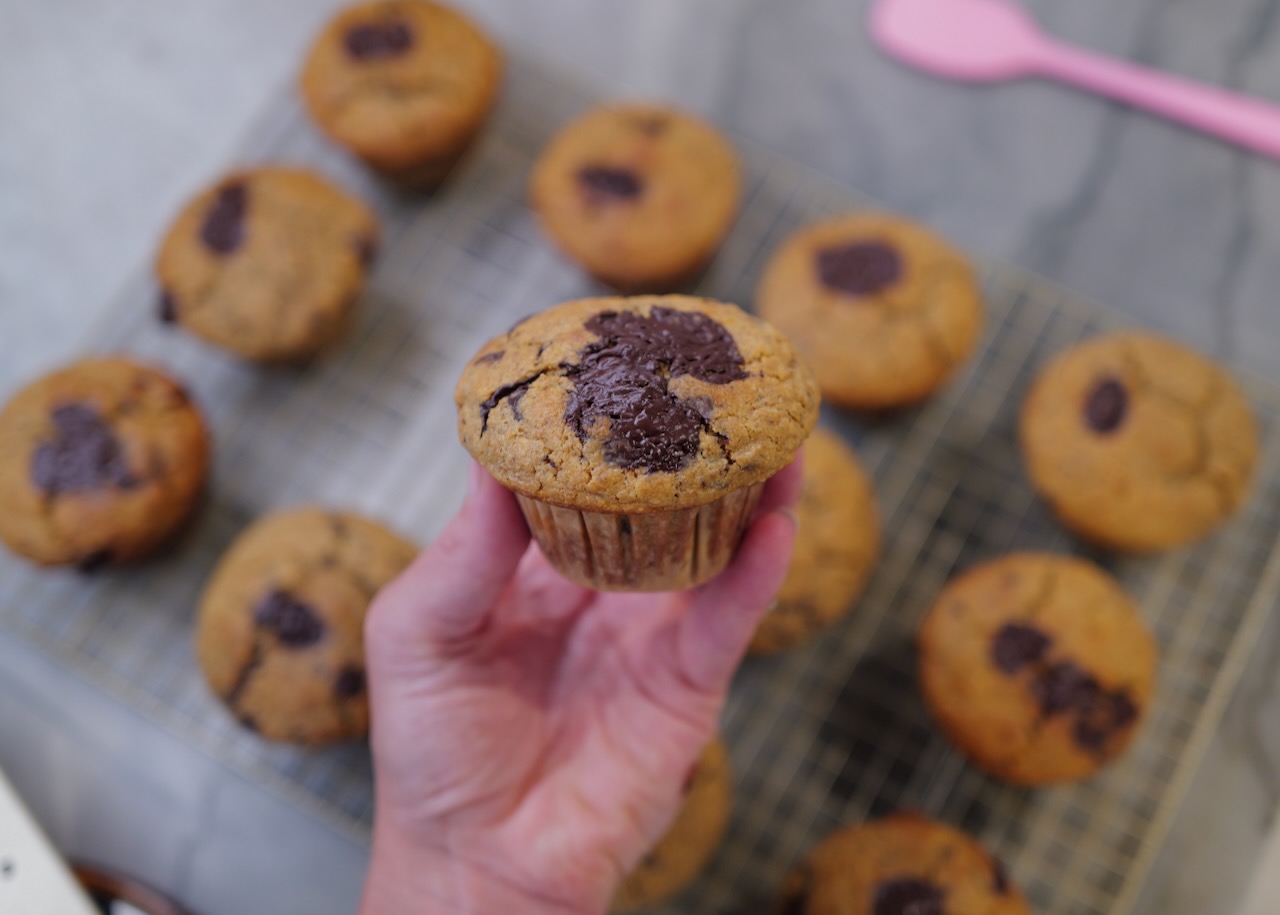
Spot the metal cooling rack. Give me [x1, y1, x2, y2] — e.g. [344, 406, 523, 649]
[0, 49, 1278, 915]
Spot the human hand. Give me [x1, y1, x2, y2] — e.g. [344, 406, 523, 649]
[359, 459, 802, 915]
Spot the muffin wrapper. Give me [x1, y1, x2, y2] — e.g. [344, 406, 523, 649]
[515, 483, 765, 592]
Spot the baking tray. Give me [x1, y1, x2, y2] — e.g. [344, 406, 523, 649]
[1, 49, 1278, 915]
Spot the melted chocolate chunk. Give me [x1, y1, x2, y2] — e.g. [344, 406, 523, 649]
[473, 350, 504, 365]
[1084, 377, 1128, 433]
[563, 307, 747, 473]
[991, 856, 1010, 895]
[344, 20, 414, 59]
[631, 114, 669, 136]
[253, 590, 325, 647]
[334, 665, 367, 699]
[158, 290, 179, 323]
[873, 878, 945, 915]
[816, 241, 903, 297]
[1033, 661, 1100, 717]
[76, 549, 114, 574]
[577, 165, 644, 201]
[991, 623, 1052, 674]
[31, 404, 136, 495]
[200, 182, 248, 255]
[1073, 689, 1139, 753]
[479, 371, 547, 432]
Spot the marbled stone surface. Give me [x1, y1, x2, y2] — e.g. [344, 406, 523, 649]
[3, 1, 1280, 913]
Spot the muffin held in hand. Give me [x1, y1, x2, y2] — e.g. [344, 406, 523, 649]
[1021, 331, 1258, 552]
[778, 813, 1029, 915]
[613, 738, 732, 912]
[197, 507, 416, 745]
[530, 103, 741, 292]
[757, 212, 983, 409]
[300, 0, 503, 187]
[919, 553, 1157, 785]
[156, 167, 378, 362]
[455, 295, 819, 591]
[750, 427, 880, 655]
[0, 358, 209, 568]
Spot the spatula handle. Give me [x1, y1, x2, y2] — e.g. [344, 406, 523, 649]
[1037, 41, 1280, 159]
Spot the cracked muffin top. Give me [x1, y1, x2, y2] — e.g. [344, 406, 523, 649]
[919, 553, 1157, 785]
[299, 0, 502, 173]
[1020, 332, 1258, 551]
[0, 358, 209, 567]
[757, 212, 983, 409]
[155, 166, 378, 361]
[454, 295, 819, 513]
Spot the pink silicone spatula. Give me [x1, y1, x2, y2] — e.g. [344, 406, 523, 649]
[871, 0, 1280, 160]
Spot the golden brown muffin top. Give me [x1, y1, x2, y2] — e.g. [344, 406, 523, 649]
[455, 295, 819, 513]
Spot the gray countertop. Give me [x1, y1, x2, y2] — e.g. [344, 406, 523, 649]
[3, 1, 1280, 913]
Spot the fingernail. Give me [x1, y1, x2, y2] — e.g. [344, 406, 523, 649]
[775, 507, 798, 529]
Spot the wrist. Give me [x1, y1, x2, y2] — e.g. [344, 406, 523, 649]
[360, 821, 599, 915]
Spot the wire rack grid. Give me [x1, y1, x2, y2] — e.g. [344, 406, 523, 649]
[0, 49, 1277, 915]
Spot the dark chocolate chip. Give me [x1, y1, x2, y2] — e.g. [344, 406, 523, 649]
[473, 350, 504, 365]
[991, 856, 1010, 895]
[991, 623, 1052, 674]
[1033, 661, 1100, 717]
[76, 549, 114, 573]
[577, 165, 644, 201]
[816, 241, 903, 297]
[334, 666, 367, 699]
[631, 114, 669, 136]
[158, 290, 179, 323]
[562, 307, 748, 473]
[353, 233, 378, 266]
[873, 877, 945, 915]
[1073, 689, 1139, 753]
[344, 20, 414, 59]
[31, 404, 135, 495]
[253, 590, 325, 647]
[200, 182, 248, 255]
[1084, 377, 1129, 434]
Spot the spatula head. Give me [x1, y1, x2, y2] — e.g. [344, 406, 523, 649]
[871, 0, 1047, 82]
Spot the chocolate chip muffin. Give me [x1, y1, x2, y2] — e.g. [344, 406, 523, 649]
[529, 103, 741, 292]
[614, 738, 732, 912]
[155, 167, 379, 362]
[757, 213, 984, 409]
[919, 553, 1157, 785]
[196, 507, 416, 744]
[750, 427, 880, 654]
[1021, 332, 1258, 552]
[455, 295, 819, 591]
[777, 813, 1028, 915]
[300, 0, 503, 187]
[0, 358, 209, 568]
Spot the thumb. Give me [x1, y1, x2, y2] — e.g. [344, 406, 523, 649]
[367, 462, 530, 652]
[673, 506, 798, 693]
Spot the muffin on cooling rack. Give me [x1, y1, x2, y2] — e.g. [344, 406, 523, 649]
[919, 553, 1158, 785]
[299, 0, 503, 188]
[196, 507, 416, 745]
[454, 294, 819, 591]
[778, 813, 1030, 915]
[530, 102, 741, 292]
[0, 358, 209, 568]
[613, 738, 731, 911]
[750, 427, 880, 655]
[1020, 331, 1258, 552]
[156, 167, 378, 362]
[757, 212, 984, 410]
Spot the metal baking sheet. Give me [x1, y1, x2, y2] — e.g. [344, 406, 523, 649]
[1, 49, 1278, 915]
